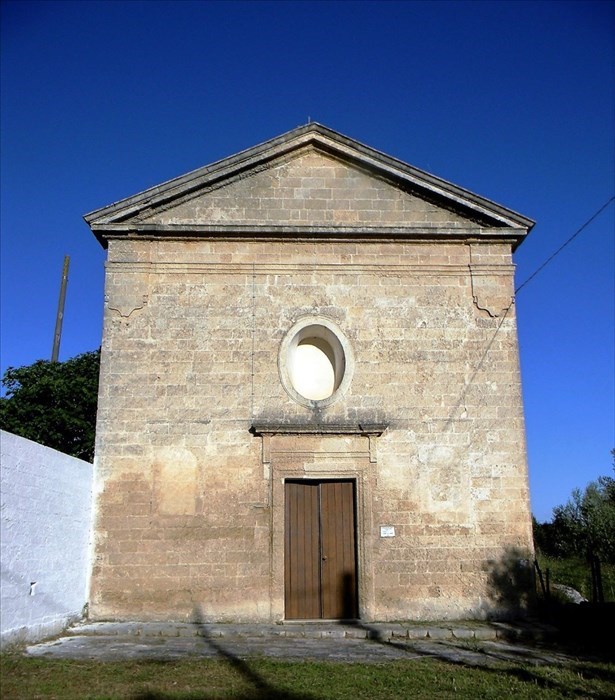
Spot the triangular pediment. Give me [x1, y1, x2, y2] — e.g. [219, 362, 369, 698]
[139, 148, 475, 229]
[85, 124, 533, 248]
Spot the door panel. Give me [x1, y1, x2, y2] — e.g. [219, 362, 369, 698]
[285, 480, 358, 620]
[284, 482, 320, 619]
[320, 481, 358, 619]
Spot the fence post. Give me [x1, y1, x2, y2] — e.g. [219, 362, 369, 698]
[534, 559, 547, 599]
[593, 555, 604, 604]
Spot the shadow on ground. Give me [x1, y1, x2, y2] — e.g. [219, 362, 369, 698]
[128, 555, 615, 700]
[341, 617, 615, 700]
[132, 606, 318, 700]
[485, 545, 615, 661]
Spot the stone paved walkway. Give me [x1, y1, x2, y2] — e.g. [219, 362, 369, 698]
[25, 620, 572, 667]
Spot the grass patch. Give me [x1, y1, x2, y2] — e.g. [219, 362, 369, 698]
[535, 554, 615, 602]
[1, 654, 614, 699]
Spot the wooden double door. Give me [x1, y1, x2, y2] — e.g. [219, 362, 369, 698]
[284, 479, 358, 620]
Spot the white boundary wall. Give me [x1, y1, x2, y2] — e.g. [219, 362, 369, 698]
[1, 431, 93, 646]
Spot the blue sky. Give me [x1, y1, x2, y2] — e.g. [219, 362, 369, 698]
[1, 0, 613, 522]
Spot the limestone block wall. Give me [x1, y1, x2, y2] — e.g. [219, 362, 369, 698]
[90, 236, 533, 622]
[0, 431, 93, 646]
[143, 148, 473, 229]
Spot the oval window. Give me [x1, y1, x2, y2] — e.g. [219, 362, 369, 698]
[279, 318, 353, 408]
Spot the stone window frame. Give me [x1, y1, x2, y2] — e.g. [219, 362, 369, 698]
[278, 316, 355, 409]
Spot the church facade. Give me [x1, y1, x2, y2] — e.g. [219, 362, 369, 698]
[85, 124, 534, 622]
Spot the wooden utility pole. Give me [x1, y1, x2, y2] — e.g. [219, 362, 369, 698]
[51, 255, 70, 362]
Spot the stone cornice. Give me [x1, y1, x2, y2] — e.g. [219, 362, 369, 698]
[104, 261, 515, 277]
[84, 123, 534, 250]
[94, 224, 524, 249]
[250, 423, 387, 437]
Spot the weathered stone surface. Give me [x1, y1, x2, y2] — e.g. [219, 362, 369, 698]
[24, 621, 566, 666]
[85, 124, 534, 623]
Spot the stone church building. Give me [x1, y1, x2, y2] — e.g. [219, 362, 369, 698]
[85, 124, 534, 622]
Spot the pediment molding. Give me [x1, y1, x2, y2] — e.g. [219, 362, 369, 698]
[85, 124, 534, 249]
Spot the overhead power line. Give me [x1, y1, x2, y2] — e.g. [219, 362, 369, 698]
[515, 195, 615, 295]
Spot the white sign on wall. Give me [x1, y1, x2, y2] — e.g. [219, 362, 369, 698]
[380, 526, 395, 538]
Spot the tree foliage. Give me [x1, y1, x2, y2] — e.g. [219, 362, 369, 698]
[534, 451, 615, 564]
[0, 349, 100, 462]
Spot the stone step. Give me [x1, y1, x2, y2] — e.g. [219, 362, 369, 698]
[67, 620, 557, 644]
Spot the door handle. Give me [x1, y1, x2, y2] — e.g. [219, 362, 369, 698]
[322, 556, 327, 562]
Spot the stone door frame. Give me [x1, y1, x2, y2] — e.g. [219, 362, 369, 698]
[251, 423, 386, 622]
